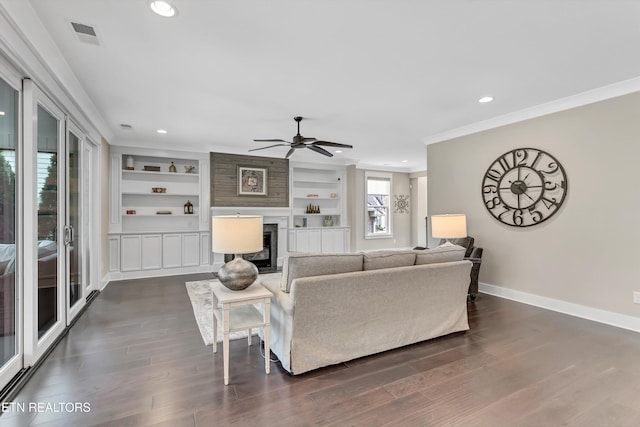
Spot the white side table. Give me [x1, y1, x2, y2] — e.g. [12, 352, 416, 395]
[211, 280, 272, 385]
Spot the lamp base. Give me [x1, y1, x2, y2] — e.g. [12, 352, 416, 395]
[218, 255, 259, 291]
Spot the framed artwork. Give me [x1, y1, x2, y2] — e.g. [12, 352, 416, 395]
[238, 166, 268, 196]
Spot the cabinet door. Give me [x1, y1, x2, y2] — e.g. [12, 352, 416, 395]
[294, 230, 309, 253]
[162, 234, 182, 268]
[288, 230, 296, 252]
[200, 233, 211, 265]
[321, 229, 345, 253]
[108, 236, 120, 272]
[182, 233, 200, 267]
[121, 235, 141, 271]
[308, 230, 321, 252]
[141, 234, 162, 270]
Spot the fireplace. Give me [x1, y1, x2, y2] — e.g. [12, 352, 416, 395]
[225, 223, 278, 273]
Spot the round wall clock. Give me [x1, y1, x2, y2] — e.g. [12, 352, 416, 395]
[481, 148, 567, 227]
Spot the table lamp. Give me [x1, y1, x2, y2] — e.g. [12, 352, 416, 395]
[431, 214, 467, 245]
[212, 215, 263, 290]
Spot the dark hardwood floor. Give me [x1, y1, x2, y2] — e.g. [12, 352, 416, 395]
[2, 273, 640, 426]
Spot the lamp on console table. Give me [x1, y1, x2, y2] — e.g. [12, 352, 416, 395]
[212, 215, 263, 290]
[431, 214, 467, 246]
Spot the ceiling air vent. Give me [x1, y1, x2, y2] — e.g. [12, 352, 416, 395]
[70, 21, 100, 45]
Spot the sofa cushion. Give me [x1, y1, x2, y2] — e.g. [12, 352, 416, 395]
[414, 244, 466, 265]
[281, 253, 364, 292]
[363, 250, 416, 271]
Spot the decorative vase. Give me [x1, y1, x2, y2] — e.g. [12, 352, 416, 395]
[218, 256, 259, 291]
[323, 216, 333, 227]
[126, 156, 134, 170]
[169, 162, 177, 173]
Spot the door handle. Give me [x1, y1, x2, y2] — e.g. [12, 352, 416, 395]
[63, 225, 74, 246]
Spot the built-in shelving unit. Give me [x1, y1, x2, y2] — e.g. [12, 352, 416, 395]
[119, 154, 201, 230]
[291, 166, 344, 228]
[289, 164, 350, 253]
[108, 148, 211, 280]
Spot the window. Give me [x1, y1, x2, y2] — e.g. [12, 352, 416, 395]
[365, 172, 392, 238]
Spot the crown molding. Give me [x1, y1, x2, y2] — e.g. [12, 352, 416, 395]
[424, 76, 640, 146]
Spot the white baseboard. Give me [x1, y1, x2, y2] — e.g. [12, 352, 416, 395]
[479, 282, 640, 334]
[107, 265, 213, 282]
[100, 274, 110, 291]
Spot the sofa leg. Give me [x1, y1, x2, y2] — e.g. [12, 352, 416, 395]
[468, 293, 477, 303]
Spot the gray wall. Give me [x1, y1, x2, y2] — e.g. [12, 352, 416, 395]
[427, 91, 640, 317]
[410, 173, 428, 248]
[347, 166, 413, 251]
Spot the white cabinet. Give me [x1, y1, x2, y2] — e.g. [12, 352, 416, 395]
[294, 229, 322, 253]
[121, 235, 141, 271]
[290, 228, 349, 253]
[109, 231, 212, 278]
[163, 234, 182, 268]
[141, 235, 162, 270]
[321, 228, 346, 253]
[182, 233, 200, 267]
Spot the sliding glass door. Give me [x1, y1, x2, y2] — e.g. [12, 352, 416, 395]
[0, 70, 21, 389]
[0, 68, 96, 391]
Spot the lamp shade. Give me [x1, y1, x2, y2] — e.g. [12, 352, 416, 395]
[431, 214, 467, 239]
[211, 215, 263, 254]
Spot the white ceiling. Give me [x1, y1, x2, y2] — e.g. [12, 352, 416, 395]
[27, 0, 640, 172]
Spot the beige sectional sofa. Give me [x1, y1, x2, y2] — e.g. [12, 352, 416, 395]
[260, 245, 472, 375]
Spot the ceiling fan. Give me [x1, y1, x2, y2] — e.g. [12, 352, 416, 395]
[250, 116, 353, 159]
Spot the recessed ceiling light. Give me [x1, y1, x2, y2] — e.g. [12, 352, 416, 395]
[150, 1, 178, 17]
[401, 160, 408, 163]
[335, 150, 343, 153]
[157, 129, 168, 134]
[0, 111, 5, 116]
[478, 96, 494, 103]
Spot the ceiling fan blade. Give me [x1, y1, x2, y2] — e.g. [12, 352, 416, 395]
[300, 137, 317, 142]
[253, 139, 291, 143]
[307, 145, 333, 157]
[248, 143, 289, 152]
[311, 141, 353, 149]
[285, 148, 296, 159]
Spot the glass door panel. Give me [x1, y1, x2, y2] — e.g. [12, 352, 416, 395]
[36, 105, 60, 337]
[68, 132, 80, 307]
[24, 80, 66, 365]
[67, 125, 86, 320]
[0, 75, 19, 376]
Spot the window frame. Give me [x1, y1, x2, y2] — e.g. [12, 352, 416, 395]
[364, 171, 393, 239]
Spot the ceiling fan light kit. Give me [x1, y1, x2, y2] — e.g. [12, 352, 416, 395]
[250, 116, 353, 159]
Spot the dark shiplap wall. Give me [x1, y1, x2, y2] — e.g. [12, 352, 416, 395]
[210, 153, 289, 207]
